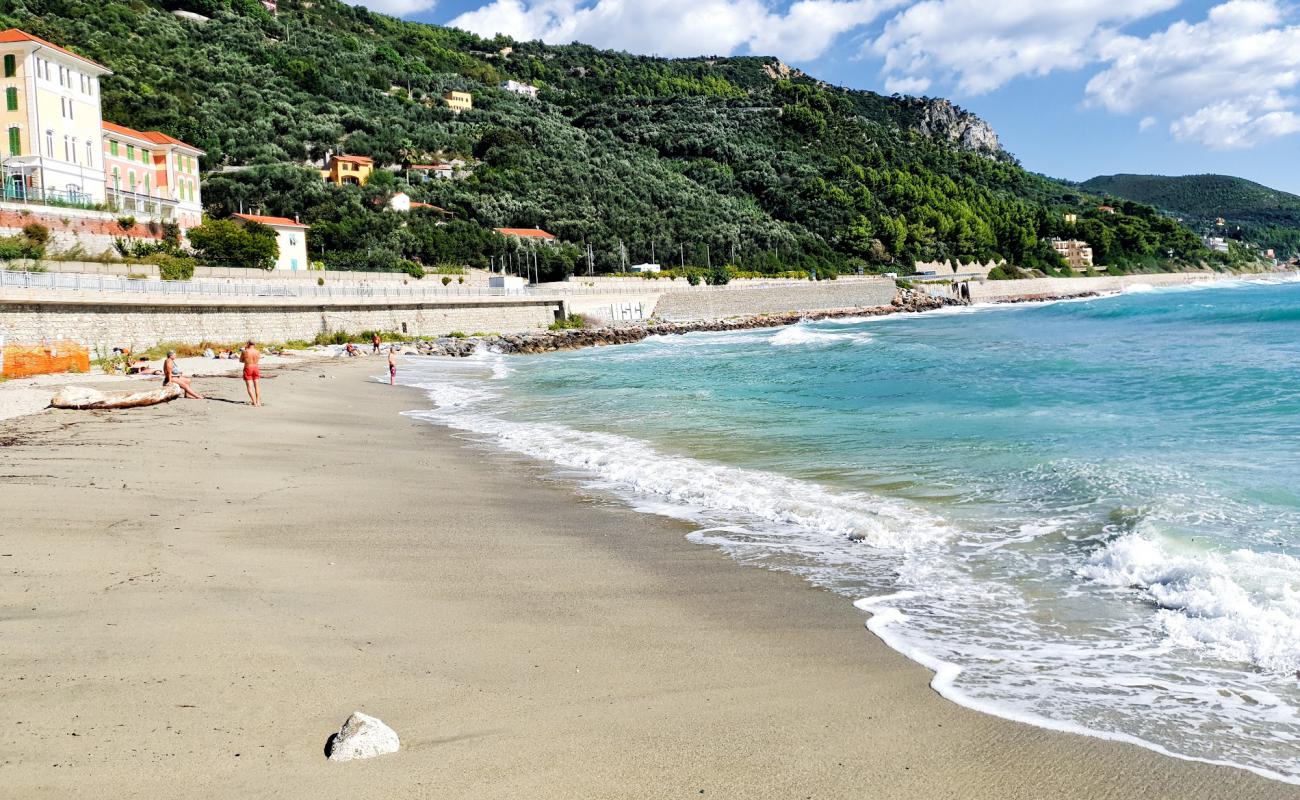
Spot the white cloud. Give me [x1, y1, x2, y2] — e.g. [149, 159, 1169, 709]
[351, 0, 439, 14]
[1087, 0, 1300, 148]
[449, 0, 899, 60]
[870, 0, 1177, 95]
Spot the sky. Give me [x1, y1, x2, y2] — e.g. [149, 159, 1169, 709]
[348, 0, 1300, 193]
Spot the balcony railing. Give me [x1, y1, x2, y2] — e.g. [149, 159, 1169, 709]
[105, 188, 177, 219]
[2, 184, 99, 210]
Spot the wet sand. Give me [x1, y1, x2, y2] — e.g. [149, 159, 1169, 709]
[1, 358, 1290, 798]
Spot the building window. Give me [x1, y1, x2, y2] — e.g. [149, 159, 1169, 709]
[85, 138, 93, 166]
[57, 65, 64, 86]
[63, 135, 70, 162]
[144, 174, 150, 195]
[71, 136, 78, 164]
[141, 148, 148, 164]
[126, 144, 134, 160]
[7, 126, 19, 156]
[5, 87, 16, 112]
[128, 172, 136, 192]
[45, 129, 53, 156]
[110, 139, 118, 157]
[3, 55, 14, 78]
[112, 167, 119, 192]
[80, 74, 86, 94]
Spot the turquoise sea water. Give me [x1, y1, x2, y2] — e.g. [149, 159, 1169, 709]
[402, 276, 1300, 782]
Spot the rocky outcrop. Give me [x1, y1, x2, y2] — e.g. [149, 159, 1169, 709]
[325, 712, 400, 762]
[416, 291, 958, 356]
[912, 98, 1001, 156]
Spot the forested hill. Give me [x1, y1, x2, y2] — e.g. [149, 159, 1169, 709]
[1081, 174, 1300, 257]
[5, 0, 1222, 276]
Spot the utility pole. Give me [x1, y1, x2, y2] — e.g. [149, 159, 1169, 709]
[680, 242, 684, 269]
[651, 240, 655, 265]
[705, 245, 711, 271]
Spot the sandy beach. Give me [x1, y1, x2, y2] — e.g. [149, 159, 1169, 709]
[2, 357, 1292, 799]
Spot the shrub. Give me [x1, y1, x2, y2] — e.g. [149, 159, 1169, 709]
[441, 275, 452, 286]
[21, 223, 49, 246]
[317, 276, 325, 286]
[117, 216, 136, 231]
[0, 234, 43, 260]
[398, 259, 424, 279]
[156, 254, 197, 281]
[126, 272, 149, 280]
[188, 218, 278, 270]
[446, 331, 468, 338]
[686, 272, 701, 286]
[548, 313, 597, 331]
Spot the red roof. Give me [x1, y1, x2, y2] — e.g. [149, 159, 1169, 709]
[103, 121, 205, 155]
[332, 154, 374, 164]
[0, 29, 109, 72]
[233, 213, 307, 229]
[495, 227, 556, 239]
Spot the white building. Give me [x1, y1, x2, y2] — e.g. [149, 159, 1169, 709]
[501, 80, 539, 99]
[1204, 236, 1230, 254]
[629, 263, 661, 273]
[0, 28, 111, 204]
[233, 213, 309, 272]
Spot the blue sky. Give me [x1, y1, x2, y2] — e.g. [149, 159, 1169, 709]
[352, 1, 1300, 193]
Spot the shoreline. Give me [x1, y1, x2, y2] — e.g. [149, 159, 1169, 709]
[2, 358, 1293, 797]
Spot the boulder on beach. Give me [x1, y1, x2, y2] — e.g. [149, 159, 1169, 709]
[324, 711, 400, 762]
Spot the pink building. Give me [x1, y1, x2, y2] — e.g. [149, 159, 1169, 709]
[102, 121, 204, 231]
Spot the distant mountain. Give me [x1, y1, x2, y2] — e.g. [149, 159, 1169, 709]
[1081, 174, 1300, 256]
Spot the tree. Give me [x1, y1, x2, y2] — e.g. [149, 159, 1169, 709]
[188, 219, 279, 270]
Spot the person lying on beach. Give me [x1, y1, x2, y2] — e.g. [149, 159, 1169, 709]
[163, 351, 203, 400]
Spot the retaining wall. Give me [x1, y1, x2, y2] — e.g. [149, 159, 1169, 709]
[0, 204, 165, 257]
[653, 279, 897, 321]
[0, 299, 561, 349]
[966, 272, 1224, 301]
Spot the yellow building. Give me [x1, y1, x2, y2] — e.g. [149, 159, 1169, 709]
[0, 28, 111, 204]
[443, 90, 472, 113]
[321, 153, 373, 186]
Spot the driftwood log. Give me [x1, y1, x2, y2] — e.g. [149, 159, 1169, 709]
[50, 383, 184, 410]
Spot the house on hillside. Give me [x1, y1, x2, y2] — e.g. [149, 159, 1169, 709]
[1097, 205, 1116, 215]
[1050, 238, 1093, 269]
[102, 121, 205, 230]
[501, 80, 539, 99]
[1204, 236, 1230, 253]
[387, 192, 454, 219]
[443, 91, 473, 113]
[495, 227, 556, 244]
[321, 154, 373, 186]
[0, 29, 111, 205]
[233, 213, 309, 272]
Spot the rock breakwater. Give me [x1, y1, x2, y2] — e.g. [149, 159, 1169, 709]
[411, 290, 958, 357]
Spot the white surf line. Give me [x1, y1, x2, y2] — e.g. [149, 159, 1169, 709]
[852, 595, 1300, 787]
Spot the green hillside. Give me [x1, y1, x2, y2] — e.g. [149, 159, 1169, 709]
[1081, 174, 1300, 257]
[3, 0, 1232, 277]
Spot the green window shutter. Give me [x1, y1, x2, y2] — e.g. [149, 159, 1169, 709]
[4, 55, 15, 78]
[144, 174, 150, 194]
[141, 149, 148, 164]
[110, 140, 118, 157]
[126, 144, 134, 159]
[8, 126, 19, 156]
[128, 172, 135, 192]
[5, 87, 16, 112]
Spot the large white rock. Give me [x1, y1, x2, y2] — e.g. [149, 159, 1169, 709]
[325, 711, 400, 762]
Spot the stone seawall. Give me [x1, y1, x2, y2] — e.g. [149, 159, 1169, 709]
[967, 272, 1224, 302]
[0, 300, 561, 349]
[653, 279, 897, 321]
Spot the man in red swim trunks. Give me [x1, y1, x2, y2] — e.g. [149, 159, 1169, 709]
[240, 340, 262, 407]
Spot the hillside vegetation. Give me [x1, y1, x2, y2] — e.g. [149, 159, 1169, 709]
[4, 0, 1239, 278]
[1081, 174, 1300, 257]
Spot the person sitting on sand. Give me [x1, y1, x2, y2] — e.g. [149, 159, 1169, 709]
[344, 342, 359, 357]
[163, 351, 203, 399]
[240, 341, 262, 407]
